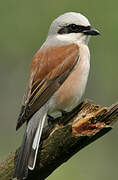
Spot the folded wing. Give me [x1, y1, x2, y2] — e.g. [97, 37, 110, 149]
[16, 43, 79, 130]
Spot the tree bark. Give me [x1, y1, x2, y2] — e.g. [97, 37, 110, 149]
[0, 99, 118, 180]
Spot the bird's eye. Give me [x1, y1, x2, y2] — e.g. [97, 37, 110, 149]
[58, 24, 78, 34]
[69, 24, 78, 31]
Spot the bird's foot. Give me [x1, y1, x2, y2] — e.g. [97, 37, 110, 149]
[47, 115, 55, 126]
[60, 110, 68, 117]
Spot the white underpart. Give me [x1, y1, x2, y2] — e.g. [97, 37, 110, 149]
[48, 44, 90, 118]
[64, 44, 90, 111]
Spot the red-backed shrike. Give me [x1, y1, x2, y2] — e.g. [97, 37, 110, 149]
[13, 12, 99, 180]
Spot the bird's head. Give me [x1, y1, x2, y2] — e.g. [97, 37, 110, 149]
[48, 12, 100, 45]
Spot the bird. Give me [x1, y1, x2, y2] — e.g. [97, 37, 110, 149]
[13, 12, 100, 180]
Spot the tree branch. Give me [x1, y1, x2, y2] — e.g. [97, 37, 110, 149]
[0, 99, 118, 180]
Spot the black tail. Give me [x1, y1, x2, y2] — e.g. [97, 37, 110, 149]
[13, 130, 35, 180]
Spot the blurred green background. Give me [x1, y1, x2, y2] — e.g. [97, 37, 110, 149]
[0, 0, 118, 179]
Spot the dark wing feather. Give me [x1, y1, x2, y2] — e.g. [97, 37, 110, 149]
[16, 44, 79, 130]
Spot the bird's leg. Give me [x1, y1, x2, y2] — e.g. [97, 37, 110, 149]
[42, 115, 56, 140]
[60, 110, 68, 117]
[47, 114, 62, 126]
[47, 115, 55, 126]
[48, 110, 69, 127]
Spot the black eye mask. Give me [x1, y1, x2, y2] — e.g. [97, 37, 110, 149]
[58, 24, 91, 34]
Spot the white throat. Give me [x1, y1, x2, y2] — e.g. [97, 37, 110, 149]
[56, 33, 90, 45]
[42, 32, 90, 49]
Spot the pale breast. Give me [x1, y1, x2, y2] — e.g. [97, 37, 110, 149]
[48, 44, 90, 116]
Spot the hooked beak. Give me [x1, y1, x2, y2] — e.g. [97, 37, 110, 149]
[83, 28, 100, 36]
